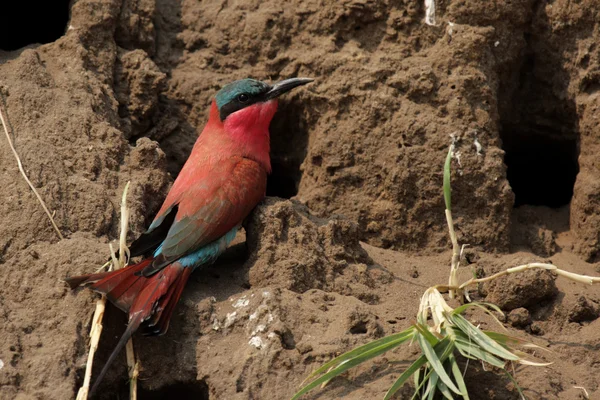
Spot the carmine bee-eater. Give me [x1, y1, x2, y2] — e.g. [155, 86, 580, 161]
[66, 77, 313, 394]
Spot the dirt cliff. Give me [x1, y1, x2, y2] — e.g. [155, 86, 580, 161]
[1, 0, 600, 399]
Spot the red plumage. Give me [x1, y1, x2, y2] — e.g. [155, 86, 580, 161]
[67, 99, 275, 395]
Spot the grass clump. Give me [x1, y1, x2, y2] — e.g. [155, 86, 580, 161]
[293, 287, 546, 400]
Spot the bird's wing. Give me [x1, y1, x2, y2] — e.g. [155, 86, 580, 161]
[141, 156, 267, 276]
[127, 205, 179, 258]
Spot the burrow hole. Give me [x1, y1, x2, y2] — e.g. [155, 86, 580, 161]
[502, 126, 579, 208]
[500, 49, 580, 209]
[0, 0, 70, 51]
[266, 99, 309, 199]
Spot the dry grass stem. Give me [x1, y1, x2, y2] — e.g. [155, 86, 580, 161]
[446, 209, 461, 299]
[574, 386, 590, 399]
[118, 182, 131, 267]
[0, 101, 63, 240]
[76, 295, 108, 400]
[457, 262, 600, 290]
[126, 340, 139, 400]
[111, 181, 138, 400]
[443, 144, 461, 300]
[76, 182, 137, 400]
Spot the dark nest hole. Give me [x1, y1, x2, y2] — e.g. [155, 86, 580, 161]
[500, 49, 580, 209]
[0, 0, 70, 51]
[502, 124, 579, 208]
[267, 98, 309, 199]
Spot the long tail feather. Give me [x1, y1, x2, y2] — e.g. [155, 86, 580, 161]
[67, 261, 192, 395]
[89, 311, 144, 396]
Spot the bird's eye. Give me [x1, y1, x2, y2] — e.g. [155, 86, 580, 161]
[238, 93, 249, 102]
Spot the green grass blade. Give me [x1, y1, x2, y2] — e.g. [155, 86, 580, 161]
[482, 331, 540, 349]
[384, 355, 428, 400]
[416, 335, 462, 395]
[452, 301, 503, 317]
[388, 337, 459, 400]
[483, 331, 520, 346]
[436, 377, 455, 400]
[449, 353, 470, 399]
[455, 341, 506, 368]
[443, 145, 452, 211]
[451, 314, 519, 361]
[411, 368, 434, 400]
[415, 323, 440, 346]
[303, 326, 416, 382]
[450, 302, 507, 331]
[436, 358, 457, 400]
[414, 365, 421, 388]
[425, 371, 439, 400]
[292, 334, 414, 400]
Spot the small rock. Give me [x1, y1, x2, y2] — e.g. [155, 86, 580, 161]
[529, 322, 545, 336]
[483, 269, 558, 311]
[248, 336, 265, 349]
[296, 342, 313, 355]
[461, 247, 480, 264]
[508, 307, 531, 328]
[410, 266, 419, 278]
[568, 296, 600, 323]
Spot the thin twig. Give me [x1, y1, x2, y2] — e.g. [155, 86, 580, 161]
[76, 271, 110, 400]
[77, 182, 137, 400]
[0, 103, 63, 240]
[126, 340, 139, 400]
[446, 209, 461, 299]
[112, 182, 138, 400]
[455, 262, 600, 290]
[574, 386, 590, 399]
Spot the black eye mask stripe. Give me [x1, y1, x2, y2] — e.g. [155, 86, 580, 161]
[219, 90, 270, 121]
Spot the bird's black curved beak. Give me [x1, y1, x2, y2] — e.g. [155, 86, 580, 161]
[265, 77, 313, 100]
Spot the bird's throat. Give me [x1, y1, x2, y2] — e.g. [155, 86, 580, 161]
[222, 100, 278, 172]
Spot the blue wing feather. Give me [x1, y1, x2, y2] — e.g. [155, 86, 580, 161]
[154, 225, 239, 269]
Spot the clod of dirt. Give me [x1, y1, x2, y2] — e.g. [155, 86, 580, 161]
[461, 247, 480, 265]
[347, 310, 384, 337]
[481, 269, 558, 311]
[410, 266, 420, 278]
[529, 321, 545, 336]
[568, 296, 600, 323]
[530, 228, 557, 258]
[244, 198, 390, 302]
[508, 307, 532, 329]
[115, 0, 156, 55]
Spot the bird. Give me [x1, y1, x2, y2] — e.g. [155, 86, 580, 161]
[66, 77, 313, 394]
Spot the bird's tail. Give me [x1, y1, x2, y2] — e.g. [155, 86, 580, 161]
[66, 259, 192, 395]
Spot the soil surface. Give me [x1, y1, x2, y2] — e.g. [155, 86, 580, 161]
[1, 0, 600, 399]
